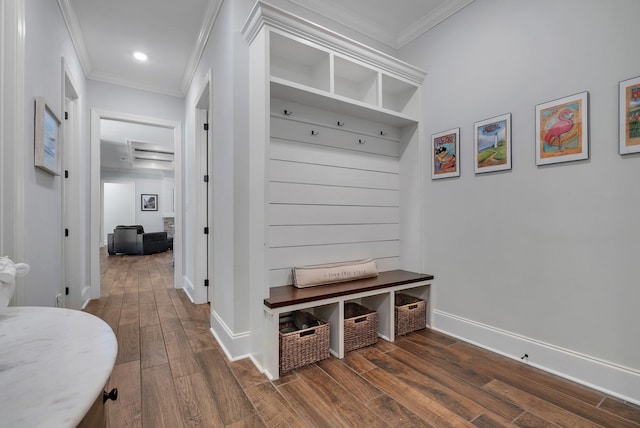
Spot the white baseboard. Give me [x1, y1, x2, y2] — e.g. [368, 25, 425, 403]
[80, 285, 91, 309]
[248, 354, 266, 376]
[182, 276, 195, 302]
[210, 309, 252, 362]
[433, 310, 640, 406]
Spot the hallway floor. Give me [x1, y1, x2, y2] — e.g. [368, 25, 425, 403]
[85, 250, 640, 427]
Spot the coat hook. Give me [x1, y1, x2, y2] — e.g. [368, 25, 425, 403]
[380, 130, 387, 136]
[337, 121, 344, 127]
[283, 109, 292, 116]
[358, 139, 366, 144]
[311, 130, 319, 136]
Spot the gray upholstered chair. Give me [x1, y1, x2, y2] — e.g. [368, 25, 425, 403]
[107, 225, 170, 255]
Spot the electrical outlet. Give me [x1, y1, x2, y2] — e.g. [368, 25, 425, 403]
[56, 293, 64, 307]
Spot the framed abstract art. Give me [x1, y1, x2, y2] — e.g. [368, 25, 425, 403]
[141, 194, 158, 211]
[432, 127, 460, 179]
[536, 91, 589, 165]
[619, 76, 640, 155]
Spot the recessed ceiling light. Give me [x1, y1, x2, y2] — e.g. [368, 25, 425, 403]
[133, 51, 148, 61]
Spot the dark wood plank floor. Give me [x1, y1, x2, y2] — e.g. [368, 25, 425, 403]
[86, 250, 640, 427]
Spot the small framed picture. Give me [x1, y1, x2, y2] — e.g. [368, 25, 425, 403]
[619, 76, 640, 155]
[34, 97, 62, 175]
[536, 91, 589, 165]
[432, 127, 460, 179]
[474, 113, 511, 174]
[141, 194, 158, 211]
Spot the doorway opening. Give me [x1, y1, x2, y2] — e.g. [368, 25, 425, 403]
[90, 110, 182, 299]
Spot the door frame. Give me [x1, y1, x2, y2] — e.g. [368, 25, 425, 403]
[193, 70, 213, 304]
[61, 57, 83, 308]
[90, 109, 183, 298]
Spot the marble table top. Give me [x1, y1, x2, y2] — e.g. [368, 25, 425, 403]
[0, 307, 117, 427]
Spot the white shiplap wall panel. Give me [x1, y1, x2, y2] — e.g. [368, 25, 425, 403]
[270, 224, 399, 247]
[270, 182, 399, 206]
[270, 160, 399, 190]
[268, 114, 401, 287]
[269, 241, 400, 270]
[269, 257, 400, 287]
[269, 205, 399, 225]
[271, 139, 399, 173]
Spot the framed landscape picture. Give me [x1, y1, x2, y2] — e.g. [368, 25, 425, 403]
[432, 127, 460, 179]
[141, 194, 158, 211]
[536, 91, 589, 165]
[34, 96, 62, 175]
[474, 113, 511, 174]
[619, 76, 640, 154]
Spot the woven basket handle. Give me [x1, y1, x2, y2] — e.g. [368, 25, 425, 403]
[354, 317, 367, 323]
[408, 304, 418, 310]
[299, 329, 316, 337]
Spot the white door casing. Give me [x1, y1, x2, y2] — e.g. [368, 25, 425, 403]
[90, 109, 183, 298]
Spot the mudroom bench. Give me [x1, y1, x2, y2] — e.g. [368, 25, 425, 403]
[262, 270, 434, 379]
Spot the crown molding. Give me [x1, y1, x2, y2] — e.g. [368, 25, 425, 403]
[242, 1, 426, 85]
[286, 0, 397, 49]
[397, 0, 475, 48]
[280, 0, 474, 50]
[88, 71, 184, 98]
[180, 0, 224, 95]
[57, 0, 93, 76]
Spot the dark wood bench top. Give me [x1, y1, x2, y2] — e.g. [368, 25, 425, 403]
[264, 270, 434, 309]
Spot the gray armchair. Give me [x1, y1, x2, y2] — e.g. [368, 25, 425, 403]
[107, 225, 170, 255]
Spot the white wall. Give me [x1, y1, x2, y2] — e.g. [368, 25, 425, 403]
[400, 0, 640, 402]
[101, 172, 170, 243]
[22, 0, 86, 306]
[87, 80, 185, 121]
[184, 0, 255, 355]
[103, 182, 135, 243]
[0, 0, 25, 263]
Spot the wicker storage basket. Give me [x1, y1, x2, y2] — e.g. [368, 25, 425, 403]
[394, 293, 426, 336]
[279, 314, 330, 374]
[344, 302, 378, 352]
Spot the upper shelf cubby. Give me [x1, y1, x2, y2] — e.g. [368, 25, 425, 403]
[267, 28, 423, 123]
[270, 32, 330, 92]
[382, 74, 419, 118]
[334, 56, 378, 107]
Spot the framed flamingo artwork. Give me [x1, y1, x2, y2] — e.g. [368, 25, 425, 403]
[536, 91, 589, 165]
[432, 127, 460, 179]
[619, 76, 640, 155]
[474, 113, 511, 174]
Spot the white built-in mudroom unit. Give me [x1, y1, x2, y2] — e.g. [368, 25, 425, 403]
[242, 3, 430, 380]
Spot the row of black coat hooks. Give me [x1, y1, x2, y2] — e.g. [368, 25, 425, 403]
[282, 108, 388, 140]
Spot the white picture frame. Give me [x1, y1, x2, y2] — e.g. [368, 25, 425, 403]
[474, 113, 511, 174]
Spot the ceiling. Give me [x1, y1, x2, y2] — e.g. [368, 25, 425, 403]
[61, 0, 223, 97]
[100, 120, 175, 176]
[60, 0, 474, 97]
